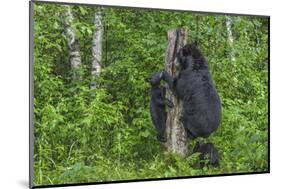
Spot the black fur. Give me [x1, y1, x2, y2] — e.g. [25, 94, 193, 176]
[162, 42, 221, 139]
[193, 141, 219, 167]
[148, 72, 173, 142]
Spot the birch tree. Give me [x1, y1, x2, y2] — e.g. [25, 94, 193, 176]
[164, 28, 188, 157]
[91, 8, 104, 89]
[225, 16, 236, 62]
[63, 5, 82, 79]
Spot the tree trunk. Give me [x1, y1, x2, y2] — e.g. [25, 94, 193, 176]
[91, 8, 103, 89]
[63, 5, 82, 79]
[164, 28, 188, 157]
[225, 16, 236, 62]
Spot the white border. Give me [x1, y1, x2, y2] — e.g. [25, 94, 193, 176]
[1, 0, 279, 188]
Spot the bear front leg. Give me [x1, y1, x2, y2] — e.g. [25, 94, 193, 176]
[161, 71, 174, 88]
[161, 71, 177, 96]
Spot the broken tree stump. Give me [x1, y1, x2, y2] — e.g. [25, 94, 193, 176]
[164, 28, 187, 157]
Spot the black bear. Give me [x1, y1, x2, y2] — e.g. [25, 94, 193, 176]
[147, 72, 174, 142]
[162, 42, 221, 139]
[193, 141, 219, 167]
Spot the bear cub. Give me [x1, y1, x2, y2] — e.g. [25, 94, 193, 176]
[147, 72, 173, 142]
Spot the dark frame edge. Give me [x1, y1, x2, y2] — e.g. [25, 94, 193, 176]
[267, 16, 270, 173]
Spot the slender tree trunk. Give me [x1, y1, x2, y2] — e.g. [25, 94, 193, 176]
[164, 28, 188, 157]
[225, 16, 236, 62]
[91, 8, 103, 89]
[63, 5, 82, 79]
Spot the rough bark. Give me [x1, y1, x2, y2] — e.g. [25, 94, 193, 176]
[225, 16, 236, 62]
[63, 5, 82, 79]
[91, 8, 103, 89]
[164, 28, 187, 157]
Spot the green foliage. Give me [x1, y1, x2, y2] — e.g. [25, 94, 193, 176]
[33, 2, 268, 186]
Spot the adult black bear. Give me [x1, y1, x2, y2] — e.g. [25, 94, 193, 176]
[147, 72, 174, 142]
[162, 42, 221, 139]
[193, 141, 219, 167]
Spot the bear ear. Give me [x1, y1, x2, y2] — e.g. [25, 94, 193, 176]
[181, 45, 189, 56]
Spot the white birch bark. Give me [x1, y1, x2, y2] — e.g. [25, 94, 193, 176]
[164, 28, 188, 157]
[91, 8, 103, 89]
[225, 16, 236, 62]
[63, 5, 82, 78]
